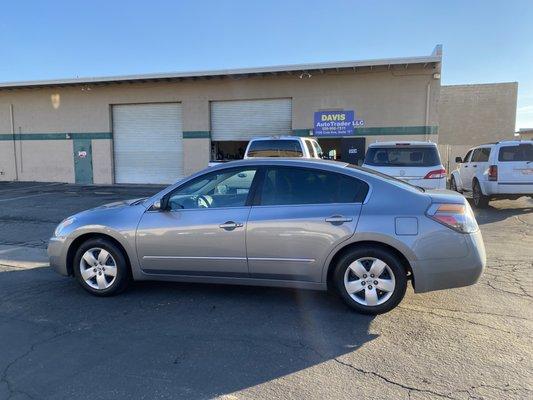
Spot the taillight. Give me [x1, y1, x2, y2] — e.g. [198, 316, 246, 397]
[426, 203, 479, 233]
[488, 165, 498, 181]
[424, 168, 446, 179]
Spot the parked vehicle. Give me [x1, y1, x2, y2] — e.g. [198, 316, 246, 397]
[49, 159, 485, 314]
[244, 136, 324, 159]
[208, 136, 324, 167]
[362, 141, 446, 190]
[450, 140, 533, 208]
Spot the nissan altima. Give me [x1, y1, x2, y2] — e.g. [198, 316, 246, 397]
[48, 159, 485, 314]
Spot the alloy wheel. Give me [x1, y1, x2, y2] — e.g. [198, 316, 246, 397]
[343, 257, 396, 306]
[79, 247, 118, 290]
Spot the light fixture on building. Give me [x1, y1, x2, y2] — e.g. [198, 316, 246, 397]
[81, 85, 92, 91]
[299, 72, 312, 79]
[433, 73, 441, 79]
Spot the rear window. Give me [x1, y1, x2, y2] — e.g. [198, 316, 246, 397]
[364, 146, 440, 167]
[247, 140, 303, 157]
[498, 144, 533, 162]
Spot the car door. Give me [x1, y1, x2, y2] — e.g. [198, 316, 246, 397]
[473, 146, 491, 182]
[246, 166, 368, 283]
[461, 149, 475, 190]
[136, 167, 258, 276]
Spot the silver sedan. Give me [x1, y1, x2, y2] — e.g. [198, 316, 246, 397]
[48, 159, 486, 314]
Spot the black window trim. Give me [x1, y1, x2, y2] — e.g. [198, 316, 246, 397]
[161, 166, 262, 211]
[250, 165, 369, 207]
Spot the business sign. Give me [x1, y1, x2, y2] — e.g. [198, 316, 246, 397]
[313, 110, 364, 136]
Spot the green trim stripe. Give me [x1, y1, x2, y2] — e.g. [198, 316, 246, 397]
[293, 125, 438, 137]
[0, 132, 112, 141]
[183, 131, 210, 139]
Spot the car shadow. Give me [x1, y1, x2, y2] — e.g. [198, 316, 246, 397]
[469, 197, 533, 225]
[0, 267, 377, 400]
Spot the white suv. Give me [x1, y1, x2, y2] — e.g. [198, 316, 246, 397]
[450, 140, 533, 208]
[362, 141, 446, 190]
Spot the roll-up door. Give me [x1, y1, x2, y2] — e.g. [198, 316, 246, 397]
[112, 103, 183, 184]
[211, 99, 292, 141]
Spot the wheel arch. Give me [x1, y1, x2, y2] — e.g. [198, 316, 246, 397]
[325, 240, 414, 291]
[66, 233, 132, 277]
[450, 170, 463, 191]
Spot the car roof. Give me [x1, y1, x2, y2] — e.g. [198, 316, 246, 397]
[210, 157, 348, 168]
[367, 141, 437, 148]
[249, 136, 304, 141]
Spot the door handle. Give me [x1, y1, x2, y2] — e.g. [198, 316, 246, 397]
[219, 221, 243, 230]
[325, 215, 353, 224]
[472, 164, 477, 167]
[464, 166, 468, 168]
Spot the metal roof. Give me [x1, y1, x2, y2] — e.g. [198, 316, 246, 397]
[0, 45, 442, 90]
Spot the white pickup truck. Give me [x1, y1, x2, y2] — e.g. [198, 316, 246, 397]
[209, 136, 324, 166]
[450, 140, 533, 208]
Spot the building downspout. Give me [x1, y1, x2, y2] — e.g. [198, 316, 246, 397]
[10, 104, 19, 181]
[425, 81, 431, 141]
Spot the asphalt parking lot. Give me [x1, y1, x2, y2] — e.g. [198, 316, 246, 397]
[0, 182, 531, 400]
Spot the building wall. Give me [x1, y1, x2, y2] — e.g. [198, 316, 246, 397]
[0, 64, 440, 183]
[438, 82, 518, 172]
[439, 83, 518, 145]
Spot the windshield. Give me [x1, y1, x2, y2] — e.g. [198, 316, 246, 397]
[247, 140, 303, 157]
[364, 146, 440, 167]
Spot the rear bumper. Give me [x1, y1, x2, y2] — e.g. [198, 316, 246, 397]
[482, 181, 533, 196]
[401, 177, 446, 190]
[411, 230, 486, 293]
[47, 237, 69, 276]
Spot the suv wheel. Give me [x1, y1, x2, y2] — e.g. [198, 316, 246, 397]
[73, 238, 130, 296]
[333, 246, 407, 315]
[472, 180, 489, 208]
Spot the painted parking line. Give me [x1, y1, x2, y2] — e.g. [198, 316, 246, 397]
[0, 192, 58, 202]
[0, 182, 63, 195]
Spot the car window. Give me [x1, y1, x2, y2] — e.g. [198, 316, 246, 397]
[167, 168, 257, 210]
[471, 147, 490, 162]
[259, 167, 368, 206]
[364, 146, 440, 167]
[304, 140, 315, 157]
[311, 140, 324, 158]
[498, 144, 533, 162]
[247, 140, 303, 157]
[464, 150, 473, 163]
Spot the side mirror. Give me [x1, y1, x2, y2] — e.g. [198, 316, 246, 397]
[455, 157, 463, 163]
[151, 195, 169, 211]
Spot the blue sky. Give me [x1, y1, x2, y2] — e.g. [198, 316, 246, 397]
[1, 0, 532, 129]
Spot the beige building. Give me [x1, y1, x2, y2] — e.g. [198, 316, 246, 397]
[0, 45, 517, 184]
[438, 82, 518, 171]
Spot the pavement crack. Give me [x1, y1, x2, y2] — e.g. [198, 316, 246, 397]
[398, 305, 524, 336]
[0, 330, 72, 400]
[333, 358, 455, 399]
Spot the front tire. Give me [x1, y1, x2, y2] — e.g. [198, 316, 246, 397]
[472, 180, 489, 208]
[333, 246, 408, 315]
[73, 238, 130, 296]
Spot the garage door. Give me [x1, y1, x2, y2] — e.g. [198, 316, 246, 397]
[112, 103, 183, 184]
[211, 99, 292, 140]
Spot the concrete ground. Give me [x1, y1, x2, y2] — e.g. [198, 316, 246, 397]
[0, 181, 531, 400]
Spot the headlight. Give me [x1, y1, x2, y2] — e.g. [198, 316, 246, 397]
[426, 203, 479, 233]
[54, 216, 76, 236]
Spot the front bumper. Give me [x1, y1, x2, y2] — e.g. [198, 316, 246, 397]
[411, 229, 486, 293]
[47, 237, 69, 276]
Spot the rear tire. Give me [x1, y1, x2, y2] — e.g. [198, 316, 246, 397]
[73, 238, 130, 296]
[472, 180, 489, 209]
[333, 246, 408, 315]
